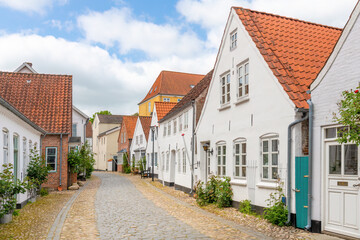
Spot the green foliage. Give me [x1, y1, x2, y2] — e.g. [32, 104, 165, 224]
[123, 153, 131, 174]
[89, 110, 112, 123]
[40, 188, 49, 197]
[131, 155, 136, 172]
[238, 199, 253, 215]
[263, 179, 288, 226]
[0, 164, 27, 218]
[67, 150, 82, 173]
[334, 87, 360, 145]
[67, 141, 95, 179]
[194, 175, 233, 208]
[26, 148, 50, 192]
[138, 156, 147, 172]
[12, 209, 20, 216]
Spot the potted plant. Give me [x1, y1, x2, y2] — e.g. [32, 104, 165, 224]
[0, 164, 27, 224]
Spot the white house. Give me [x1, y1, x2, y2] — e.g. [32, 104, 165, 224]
[155, 71, 213, 192]
[310, 2, 360, 238]
[195, 7, 341, 232]
[69, 105, 89, 151]
[98, 126, 121, 171]
[130, 116, 151, 168]
[0, 96, 45, 208]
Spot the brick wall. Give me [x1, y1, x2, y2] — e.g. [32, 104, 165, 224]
[41, 134, 69, 190]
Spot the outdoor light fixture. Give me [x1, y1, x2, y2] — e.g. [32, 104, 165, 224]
[202, 143, 213, 155]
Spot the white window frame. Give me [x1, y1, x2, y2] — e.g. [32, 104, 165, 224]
[261, 136, 279, 180]
[13, 135, 19, 178]
[179, 115, 183, 131]
[136, 136, 139, 145]
[3, 129, 9, 165]
[220, 72, 231, 105]
[167, 122, 171, 136]
[161, 152, 165, 171]
[234, 139, 246, 178]
[155, 152, 158, 167]
[182, 149, 186, 174]
[46, 147, 57, 172]
[217, 143, 226, 177]
[184, 111, 189, 130]
[166, 152, 170, 172]
[72, 123, 77, 137]
[163, 125, 167, 137]
[23, 137, 27, 171]
[230, 29, 237, 50]
[237, 61, 249, 99]
[163, 98, 170, 102]
[140, 135, 143, 144]
[148, 102, 151, 113]
[177, 150, 181, 173]
[173, 119, 177, 134]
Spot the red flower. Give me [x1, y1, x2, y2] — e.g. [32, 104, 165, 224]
[355, 90, 359, 93]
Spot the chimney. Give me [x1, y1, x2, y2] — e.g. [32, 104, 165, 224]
[26, 62, 32, 67]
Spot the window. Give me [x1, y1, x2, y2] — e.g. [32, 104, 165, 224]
[2, 129, 9, 165]
[177, 99, 181, 102]
[136, 136, 139, 145]
[182, 149, 186, 173]
[217, 144, 226, 176]
[140, 135, 143, 144]
[155, 153, 158, 167]
[72, 124, 77, 137]
[238, 62, 249, 98]
[166, 152, 170, 172]
[184, 111, 189, 129]
[46, 147, 57, 171]
[29, 140, 32, 152]
[179, 115, 183, 131]
[177, 151, 181, 173]
[163, 98, 170, 102]
[168, 122, 171, 135]
[234, 141, 246, 178]
[13, 135, 19, 178]
[148, 102, 151, 113]
[161, 152, 165, 171]
[221, 73, 231, 104]
[230, 30, 237, 50]
[23, 138, 27, 171]
[173, 120, 177, 134]
[163, 125, 167, 136]
[262, 138, 279, 180]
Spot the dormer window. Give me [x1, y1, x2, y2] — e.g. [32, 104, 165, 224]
[220, 72, 230, 105]
[190, 85, 195, 88]
[238, 61, 249, 98]
[230, 30, 237, 50]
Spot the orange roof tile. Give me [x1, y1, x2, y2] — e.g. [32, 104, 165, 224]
[139, 71, 204, 104]
[0, 71, 72, 133]
[234, 7, 342, 109]
[86, 121, 93, 138]
[154, 102, 177, 121]
[139, 116, 152, 141]
[122, 116, 138, 140]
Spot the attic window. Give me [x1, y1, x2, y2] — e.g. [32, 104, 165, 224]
[149, 88, 153, 93]
[230, 30, 237, 50]
[154, 87, 157, 91]
[26, 80, 31, 84]
[190, 85, 195, 88]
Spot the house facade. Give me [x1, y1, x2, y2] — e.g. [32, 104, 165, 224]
[0, 97, 45, 207]
[117, 115, 138, 172]
[98, 126, 121, 171]
[138, 71, 204, 116]
[92, 114, 123, 170]
[310, 2, 360, 238]
[129, 116, 151, 166]
[69, 105, 89, 151]
[195, 7, 341, 232]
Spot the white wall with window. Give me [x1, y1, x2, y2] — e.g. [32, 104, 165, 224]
[72, 106, 89, 145]
[130, 117, 149, 170]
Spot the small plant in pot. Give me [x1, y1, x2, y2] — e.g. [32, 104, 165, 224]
[0, 164, 27, 224]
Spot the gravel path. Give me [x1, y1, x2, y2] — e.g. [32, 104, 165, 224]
[94, 172, 208, 239]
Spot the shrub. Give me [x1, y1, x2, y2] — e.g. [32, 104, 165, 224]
[26, 148, 50, 196]
[238, 199, 253, 215]
[40, 188, 48, 197]
[123, 153, 131, 174]
[67, 141, 95, 179]
[263, 179, 288, 226]
[13, 210, 20, 216]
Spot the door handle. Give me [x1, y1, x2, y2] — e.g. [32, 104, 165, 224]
[292, 188, 300, 192]
[353, 183, 360, 187]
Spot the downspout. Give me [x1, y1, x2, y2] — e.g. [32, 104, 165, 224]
[305, 99, 313, 231]
[60, 133, 63, 187]
[191, 100, 195, 195]
[287, 112, 309, 224]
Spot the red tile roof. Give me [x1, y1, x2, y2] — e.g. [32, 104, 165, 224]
[0, 71, 72, 133]
[86, 121, 92, 138]
[160, 70, 213, 123]
[234, 7, 342, 109]
[154, 102, 177, 121]
[139, 71, 204, 104]
[122, 116, 138, 140]
[139, 116, 152, 141]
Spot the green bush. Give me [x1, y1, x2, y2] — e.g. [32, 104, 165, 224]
[67, 141, 95, 179]
[123, 153, 131, 174]
[194, 175, 233, 208]
[263, 179, 288, 226]
[238, 199, 253, 214]
[40, 188, 49, 197]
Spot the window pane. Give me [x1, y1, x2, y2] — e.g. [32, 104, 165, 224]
[222, 95, 225, 104]
[337, 127, 348, 138]
[245, 74, 249, 85]
[218, 166, 221, 175]
[263, 141, 268, 152]
[235, 166, 240, 176]
[223, 146, 226, 154]
[235, 155, 240, 165]
[245, 85, 249, 95]
[242, 155, 246, 165]
[218, 156, 221, 165]
[329, 145, 341, 174]
[263, 154, 268, 165]
[263, 167, 268, 179]
[344, 144, 358, 175]
[47, 148, 56, 155]
[242, 167, 246, 177]
[222, 156, 226, 165]
[326, 128, 336, 138]
[47, 156, 56, 163]
[245, 63, 249, 74]
[218, 146, 221, 155]
[272, 140, 278, 152]
[242, 143, 246, 153]
[227, 92, 230, 102]
[272, 153, 278, 166]
[235, 144, 240, 154]
[272, 167, 278, 179]
[222, 167, 226, 176]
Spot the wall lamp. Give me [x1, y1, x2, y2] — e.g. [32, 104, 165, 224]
[202, 143, 213, 155]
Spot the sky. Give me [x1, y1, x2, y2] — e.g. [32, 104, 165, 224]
[0, 0, 358, 116]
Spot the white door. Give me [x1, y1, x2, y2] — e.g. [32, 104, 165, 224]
[325, 141, 360, 238]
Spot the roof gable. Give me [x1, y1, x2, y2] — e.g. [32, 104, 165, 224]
[139, 116, 152, 141]
[234, 7, 342, 109]
[154, 102, 177, 121]
[121, 115, 138, 140]
[0, 71, 72, 133]
[139, 70, 204, 104]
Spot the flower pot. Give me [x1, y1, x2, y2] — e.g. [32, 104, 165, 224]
[0, 213, 13, 224]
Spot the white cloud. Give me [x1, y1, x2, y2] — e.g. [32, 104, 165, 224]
[0, 0, 67, 14]
[47, 19, 74, 32]
[0, 33, 213, 115]
[77, 7, 206, 59]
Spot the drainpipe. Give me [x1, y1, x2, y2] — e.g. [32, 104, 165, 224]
[191, 100, 195, 195]
[287, 112, 309, 224]
[59, 133, 63, 187]
[305, 99, 313, 231]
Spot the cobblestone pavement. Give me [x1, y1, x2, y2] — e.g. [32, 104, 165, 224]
[95, 172, 209, 239]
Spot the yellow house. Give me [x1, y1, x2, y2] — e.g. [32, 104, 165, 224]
[138, 70, 204, 116]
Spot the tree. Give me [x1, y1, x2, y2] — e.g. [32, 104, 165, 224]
[26, 148, 50, 192]
[89, 110, 112, 123]
[67, 141, 95, 179]
[334, 87, 360, 145]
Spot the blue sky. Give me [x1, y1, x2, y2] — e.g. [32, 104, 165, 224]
[0, 0, 357, 115]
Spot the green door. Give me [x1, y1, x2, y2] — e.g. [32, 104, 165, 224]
[295, 156, 308, 229]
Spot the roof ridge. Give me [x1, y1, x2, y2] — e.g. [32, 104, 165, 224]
[0, 71, 73, 77]
[232, 6, 342, 31]
[161, 70, 205, 76]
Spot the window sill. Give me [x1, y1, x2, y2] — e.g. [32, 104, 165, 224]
[234, 96, 249, 105]
[230, 179, 247, 186]
[256, 181, 278, 190]
[218, 103, 231, 111]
